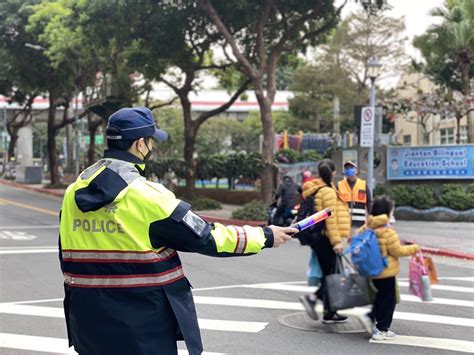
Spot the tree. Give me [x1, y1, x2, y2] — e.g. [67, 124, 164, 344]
[128, 1, 249, 199]
[413, 0, 474, 142]
[0, 0, 43, 167]
[289, 63, 358, 133]
[199, 0, 345, 203]
[319, 10, 407, 101]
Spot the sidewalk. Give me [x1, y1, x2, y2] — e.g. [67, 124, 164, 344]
[1, 178, 473, 260]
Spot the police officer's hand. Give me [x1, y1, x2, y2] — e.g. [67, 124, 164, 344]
[268, 226, 298, 247]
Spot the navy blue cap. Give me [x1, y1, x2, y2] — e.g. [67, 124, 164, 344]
[106, 107, 168, 141]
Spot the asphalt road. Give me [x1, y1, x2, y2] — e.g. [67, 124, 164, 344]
[0, 184, 473, 354]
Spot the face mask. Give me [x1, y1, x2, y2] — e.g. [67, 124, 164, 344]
[140, 140, 153, 164]
[344, 167, 356, 177]
[389, 214, 396, 224]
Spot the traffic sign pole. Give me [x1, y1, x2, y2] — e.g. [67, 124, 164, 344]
[367, 78, 376, 194]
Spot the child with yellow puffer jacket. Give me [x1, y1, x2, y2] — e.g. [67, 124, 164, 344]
[358, 196, 420, 341]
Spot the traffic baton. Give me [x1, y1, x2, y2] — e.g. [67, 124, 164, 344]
[290, 208, 331, 235]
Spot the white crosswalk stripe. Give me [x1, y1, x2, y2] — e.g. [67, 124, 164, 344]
[0, 277, 473, 354]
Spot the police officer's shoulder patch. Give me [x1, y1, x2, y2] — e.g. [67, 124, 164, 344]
[170, 200, 208, 237]
[182, 210, 208, 237]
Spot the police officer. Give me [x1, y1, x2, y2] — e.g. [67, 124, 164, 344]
[59, 107, 297, 355]
[337, 160, 372, 230]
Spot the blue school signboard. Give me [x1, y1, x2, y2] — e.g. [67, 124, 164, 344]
[387, 145, 474, 180]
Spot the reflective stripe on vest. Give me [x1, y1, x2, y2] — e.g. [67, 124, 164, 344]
[64, 265, 184, 288]
[62, 248, 176, 263]
[230, 226, 248, 254]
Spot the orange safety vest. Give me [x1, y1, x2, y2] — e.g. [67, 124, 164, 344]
[337, 178, 367, 225]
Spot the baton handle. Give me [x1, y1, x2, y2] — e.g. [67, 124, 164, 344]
[290, 208, 332, 233]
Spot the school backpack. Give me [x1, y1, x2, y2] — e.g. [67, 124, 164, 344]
[295, 187, 326, 247]
[349, 228, 387, 277]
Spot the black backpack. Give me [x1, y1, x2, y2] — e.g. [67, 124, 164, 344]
[295, 187, 327, 246]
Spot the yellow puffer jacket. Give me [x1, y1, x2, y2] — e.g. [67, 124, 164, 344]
[360, 214, 420, 279]
[302, 178, 350, 246]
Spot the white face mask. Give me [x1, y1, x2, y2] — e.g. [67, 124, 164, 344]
[389, 214, 396, 224]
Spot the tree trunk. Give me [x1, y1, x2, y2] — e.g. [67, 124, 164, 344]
[183, 99, 197, 201]
[47, 97, 60, 186]
[255, 90, 275, 204]
[315, 110, 321, 132]
[460, 61, 472, 143]
[87, 114, 101, 167]
[7, 132, 18, 162]
[456, 114, 462, 145]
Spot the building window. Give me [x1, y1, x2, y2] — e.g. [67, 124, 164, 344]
[440, 128, 455, 145]
[403, 134, 411, 146]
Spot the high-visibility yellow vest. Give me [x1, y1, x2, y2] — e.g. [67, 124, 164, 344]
[59, 157, 267, 288]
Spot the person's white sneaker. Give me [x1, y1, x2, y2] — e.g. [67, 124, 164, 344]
[371, 328, 385, 341]
[383, 330, 397, 340]
[371, 328, 397, 341]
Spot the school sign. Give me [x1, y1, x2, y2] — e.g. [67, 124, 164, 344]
[387, 145, 474, 180]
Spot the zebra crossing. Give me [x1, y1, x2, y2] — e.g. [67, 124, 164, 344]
[0, 277, 473, 354]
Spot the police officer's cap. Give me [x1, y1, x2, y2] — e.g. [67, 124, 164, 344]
[106, 107, 168, 141]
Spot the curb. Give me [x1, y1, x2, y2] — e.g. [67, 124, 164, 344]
[2, 178, 473, 261]
[0, 179, 64, 197]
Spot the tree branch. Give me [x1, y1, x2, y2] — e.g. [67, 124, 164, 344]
[195, 79, 250, 127]
[159, 76, 181, 93]
[256, 0, 276, 75]
[199, 0, 256, 80]
[148, 96, 179, 110]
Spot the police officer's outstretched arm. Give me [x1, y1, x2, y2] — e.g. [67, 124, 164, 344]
[149, 199, 296, 257]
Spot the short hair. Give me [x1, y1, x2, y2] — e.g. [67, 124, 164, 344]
[371, 195, 395, 217]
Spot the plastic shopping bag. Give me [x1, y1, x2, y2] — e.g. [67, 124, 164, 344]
[409, 252, 432, 301]
[423, 256, 439, 285]
[307, 250, 322, 286]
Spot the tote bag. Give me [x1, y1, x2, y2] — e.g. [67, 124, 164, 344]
[326, 255, 371, 311]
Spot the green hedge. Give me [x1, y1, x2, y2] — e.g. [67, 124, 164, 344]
[386, 184, 473, 211]
[190, 197, 222, 211]
[231, 200, 268, 221]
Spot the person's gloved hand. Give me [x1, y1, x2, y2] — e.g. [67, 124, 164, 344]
[268, 225, 298, 247]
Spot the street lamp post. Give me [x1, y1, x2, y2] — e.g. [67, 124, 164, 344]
[367, 56, 381, 195]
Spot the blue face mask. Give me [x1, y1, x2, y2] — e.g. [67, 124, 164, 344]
[344, 167, 356, 177]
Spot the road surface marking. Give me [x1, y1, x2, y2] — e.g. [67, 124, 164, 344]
[399, 277, 474, 282]
[0, 333, 76, 354]
[0, 198, 58, 216]
[0, 231, 37, 241]
[400, 294, 474, 308]
[194, 296, 303, 310]
[0, 247, 57, 255]
[198, 319, 267, 332]
[0, 225, 59, 230]
[0, 304, 267, 333]
[369, 335, 474, 353]
[244, 283, 317, 293]
[398, 281, 474, 294]
[0, 332, 224, 355]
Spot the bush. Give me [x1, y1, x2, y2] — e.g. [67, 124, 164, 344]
[439, 185, 474, 211]
[410, 185, 437, 210]
[389, 185, 412, 207]
[373, 185, 386, 197]
[231, 200, 268, 221]
[191, 197, 222, 211]
[466, 184, 474, 194]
